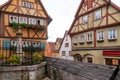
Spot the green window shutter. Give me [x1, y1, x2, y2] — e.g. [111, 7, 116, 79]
[41, 42, 46, 50]
[2, 40, 10, 50]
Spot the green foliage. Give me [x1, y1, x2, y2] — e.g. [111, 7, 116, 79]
[39, 25, 45, 31]
[10, 55, 20, 64]
[9, 22, 19, 31]
[33, 52, 42, 63]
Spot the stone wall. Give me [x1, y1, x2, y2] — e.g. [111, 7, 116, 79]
[0, 62, 46, 80]
[45, 57, 119, 80]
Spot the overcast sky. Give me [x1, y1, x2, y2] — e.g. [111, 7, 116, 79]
[0, 0, 120, 42]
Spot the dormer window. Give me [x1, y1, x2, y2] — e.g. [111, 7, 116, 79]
[83, 15, 88, 24]
[9, 15, 18, 23]
[94, 9, 101, 20]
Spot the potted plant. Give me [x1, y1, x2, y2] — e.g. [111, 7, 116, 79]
[32, 52, 42, 63]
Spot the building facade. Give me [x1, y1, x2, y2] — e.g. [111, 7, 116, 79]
[52, 38, 63, 58]
[68, 0, 120, 65]
[59, 31, 74, 60]
[0, 0, 52, 54]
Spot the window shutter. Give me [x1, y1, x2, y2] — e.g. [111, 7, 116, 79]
[2, 40, 10, 50]
[41, 42, 46, 50]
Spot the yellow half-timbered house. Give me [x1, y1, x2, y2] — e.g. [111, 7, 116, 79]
[68, 0, 120, 65]
[0, 0, 52, 54]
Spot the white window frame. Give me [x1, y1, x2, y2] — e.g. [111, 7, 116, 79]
[28, 3, 33, 8]
[80, 34, 84, 43]
[9, 15, 18, 23]
[73, 36, 78, 44]
[29, 18, 36, 25]
[37, 19, 44, 25]
[83, 15, 88, 24]
[19, 17, 27, 24]
[108, 29, 117, 39]
[94, 9, 101, 20]
[22, 2, 27, 7]
[87, 33, 92, 42]
[97, 31, 104, 40]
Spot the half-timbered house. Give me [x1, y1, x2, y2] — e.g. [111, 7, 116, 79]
[68, 0, 120, 65]
[0, 0, 52, 54]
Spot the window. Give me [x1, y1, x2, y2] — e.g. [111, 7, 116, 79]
[105, 58, 120, 66]
[97, 31, 104, 40]
[65, 43, 69, 47]
[37, 19, 44, 25]
[29, 18, 36, 25]
[87, 33, 92, 42]
[19, 17, 27, 24]
[87, 57, 93, 63]
[83, 15, 88, 24]
[22, 2, 27, 7]
[94, 9, 101, 20]
[73, 36, 78, 44]
[9, 15, 18, 23]
[28, 3, 33, 8]
[62, 51, 66, 56]
[80, 35, 84, 43]
[108, 29, 117, 40]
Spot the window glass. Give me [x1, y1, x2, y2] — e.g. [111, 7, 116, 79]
[22, 2, 27, 7]
[87, 33, 92, 42]
[108, 30, 117, 39]
[83, 15, 88, 24]
[97, 31, 104, 40]
[80, 35, 84, 42]
[19, 17, 27, 24]
[9, 15, 18, 23]
[29, 18, 36, 25]
[94, 9, 101, 20]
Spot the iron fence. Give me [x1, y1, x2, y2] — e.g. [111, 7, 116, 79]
[0, 46, 44, 66]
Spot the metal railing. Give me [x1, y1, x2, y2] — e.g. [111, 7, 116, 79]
[0, 46, 43, 66]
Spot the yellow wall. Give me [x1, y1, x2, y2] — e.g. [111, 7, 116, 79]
[71, 50, 103, 64]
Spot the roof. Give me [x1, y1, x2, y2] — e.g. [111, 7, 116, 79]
[48, 42, 55, 53]
[68, 0, 120, 34]
[45, 57, 119, 80]
[55, 38, 63, 45]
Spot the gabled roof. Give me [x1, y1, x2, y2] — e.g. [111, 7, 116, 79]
[48, 42, 55, 53]
[59, 30, 69, 51]
[55, 37, 63, 45]
[68, 0, 120, 34]
[0, 0, 52, 24]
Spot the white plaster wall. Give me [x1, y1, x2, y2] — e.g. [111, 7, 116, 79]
[59, 35, 74, 60]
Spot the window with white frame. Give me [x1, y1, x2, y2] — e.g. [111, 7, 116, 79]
[87, 33, 92, 42]
[94, 9, 101, 20]
[28, 3, 33, 8]
[97, 31, 104, 40]
[19, 17, 27, 24]
[73, 36, 78, 44]
[108, 29, 117, 39]
[83, 15, 88, 24]
[62, 51, 66, 56]
[22, 2, 27, 7]
[29, 18, 36, 25]
[37, 19, 44, 25]
[9, 15, 18, 23]
[80, 34, 84, 43]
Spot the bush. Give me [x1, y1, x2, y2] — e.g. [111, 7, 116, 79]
[33, 52, 42, 63]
